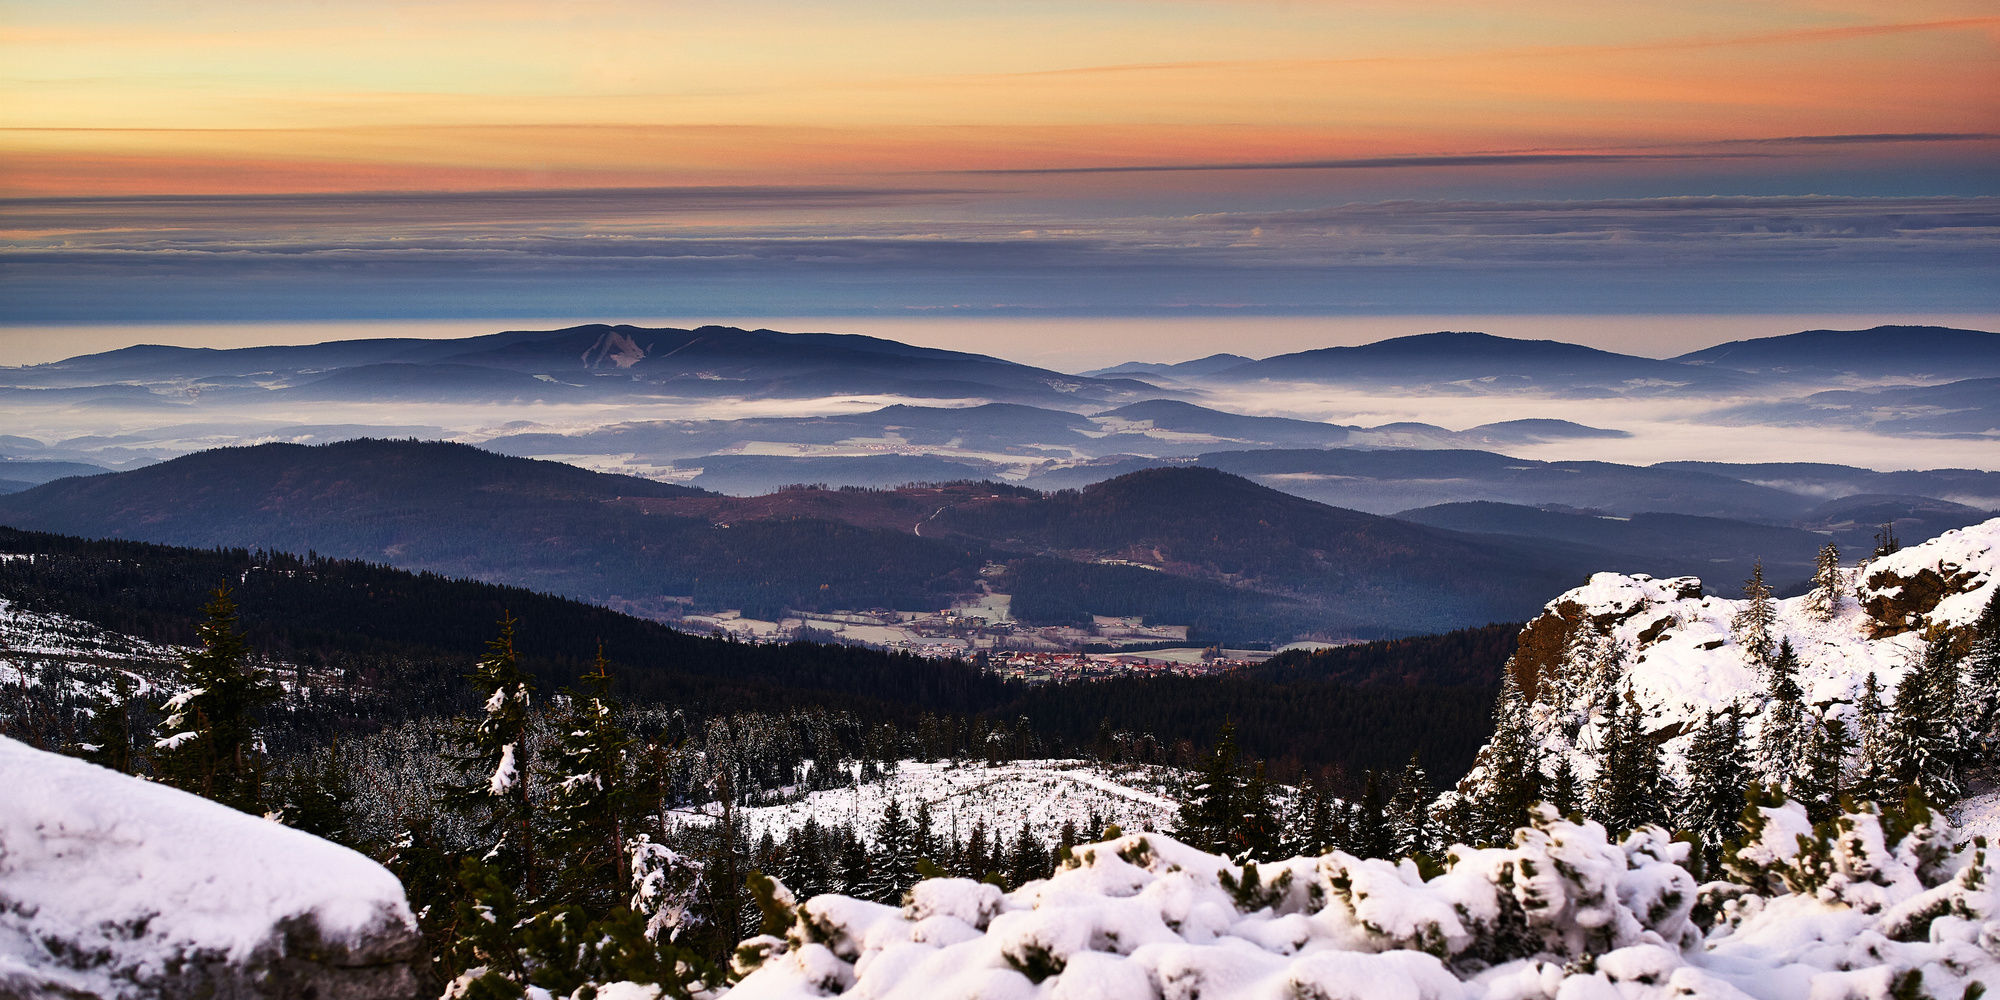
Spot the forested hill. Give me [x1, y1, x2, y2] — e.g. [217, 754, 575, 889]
[0, 439, 1598, 640]
[0, 525, 1517, 783]
[0, 526, 1008, 727]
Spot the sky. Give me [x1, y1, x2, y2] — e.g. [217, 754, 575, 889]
[2, 0, 1996, 347]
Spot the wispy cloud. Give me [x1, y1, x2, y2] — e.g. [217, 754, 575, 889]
[965, 152, 1771, 175]
[4, 195, 1994, 323]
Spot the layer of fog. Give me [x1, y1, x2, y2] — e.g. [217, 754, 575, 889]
[4, 381, 1993, 486]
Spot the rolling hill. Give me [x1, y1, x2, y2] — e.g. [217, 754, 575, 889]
[0, 440, 1608, 640]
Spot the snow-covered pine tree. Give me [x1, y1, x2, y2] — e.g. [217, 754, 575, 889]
[1888, 636, 1964, 804]
[543, 647, 632, 909]
[870, 797, 920, 902]
[1174, 721, 1243, 855]
[1237, 763, 1282, 862]
[80, 674, 137, 775]
[1676, 709, 1747, 870]
[1853, 672, 1896, 803]
[1462, 670, 1542, 844]
[1757, 638, 1807, 783]
[1346, 771, 1392, 860]
[1795, 713, 1853, 823]
[1731, 560, 1777, 667]
[153, 587, 279, 813]
[1888, 632, 1968, 804]
[1546, 754, 1580, 818]
[1592, 690, 1668, 833]
[447, 612, 538, 893]
[1969, 589, 2000, 756]
[912, 799, 938, 865]
[1009, 820, 1051, 887]
[1282, 778, 1339, 857]
[1803, 543, 1843, 621]
[272, 741, 357, 845]
[1387, 752, 1433, 858]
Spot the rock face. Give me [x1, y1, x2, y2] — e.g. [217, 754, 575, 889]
[1858, 524, 2000, 638]
[1468, 517, 1998, 800]
[0, 736, 427, 1000]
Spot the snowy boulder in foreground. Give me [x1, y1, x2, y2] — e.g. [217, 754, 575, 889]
[0, 735, 425, 1000]
[727, 806, 2000, 999]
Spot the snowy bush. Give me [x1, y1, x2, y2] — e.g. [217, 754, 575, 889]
[726, 802, 2000, 1000]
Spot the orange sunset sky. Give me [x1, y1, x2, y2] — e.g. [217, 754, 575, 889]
[1, 0, 1995, 330]
[5, 0, 1996, 195]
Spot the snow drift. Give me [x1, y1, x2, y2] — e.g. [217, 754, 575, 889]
[0, 735, 425, 999]
[727, 804, 1999, 999]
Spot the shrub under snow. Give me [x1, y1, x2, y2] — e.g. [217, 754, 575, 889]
[727, 803, 1999, 1000]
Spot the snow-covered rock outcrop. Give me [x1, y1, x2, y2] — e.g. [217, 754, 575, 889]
[727, 805, 2000, 1000]
[0, 735, 425, 1000]
[1491, 516, 1998, 794]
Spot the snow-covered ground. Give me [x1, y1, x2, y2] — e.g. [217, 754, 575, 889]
[1476, 517, 1998, 817]
[1961, 787, 2000, 844]
[672, 760, 1188, 847]
[729, 803, 2000, 1000]
[0, 735, 419, 999]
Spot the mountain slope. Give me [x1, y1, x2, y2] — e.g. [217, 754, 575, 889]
[1672, 324, 2000, 379]
[929, 466, 1590, 632]
[0, 443, 1606, 640]
[1393, 501, 1832, 585]
[1209, 331, 1736, 393]
[1465, 516, 1999, 821]
[10, 324, 1156, 405]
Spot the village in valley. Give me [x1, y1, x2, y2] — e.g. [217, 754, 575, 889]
[676, 592, 1337, 681]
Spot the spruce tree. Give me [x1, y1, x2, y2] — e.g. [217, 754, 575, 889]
[1804, 543, 1843, 621]
[1796, 714, 1853, 823]
[871, 797, 920, 902]
[1009, 821, 1051, 887]
[273, 742, 358, 846]
[81, 675, 137, 775]
[1348, 771, 1392, 860]
[543, 648, 632, 909]
[1237, 763, 1282, 862]
[153, 587, 279, 813]
[1731, 561, 1777, 667]
[448, 613, 538, 894]
[1546, 754, 1580, 819]
[1174, 721, 1243, 855]
[1853, 672, 1896, 803]
[1387, 752, 1434, 859]
[1968, 590, 2000, 755]
[1592, 690, 1668, 833]
[1758, 638, 1807, 784]
[1676, 710, 1748, 870]
[1465, 671, 1542, 844]
[1888, 635, 1964, 803]
[912, 799, 939, 866]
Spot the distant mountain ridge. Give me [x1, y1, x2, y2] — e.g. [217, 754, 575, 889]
[10, 324, 1159, 407]
[1672, 324, 2000, 378]
[0, 439, 1610, 640]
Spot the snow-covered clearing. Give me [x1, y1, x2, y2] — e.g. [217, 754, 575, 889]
[673, 760, 1187, 847]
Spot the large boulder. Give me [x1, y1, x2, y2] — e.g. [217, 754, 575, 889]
[0, 736, 426, 999]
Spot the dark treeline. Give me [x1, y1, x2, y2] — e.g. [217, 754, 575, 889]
[1245, 623, 1519, 686]
[0, 526, 1516, 785]
[1008, 673, 1498, 786]
[0, 526, 1012, 727]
